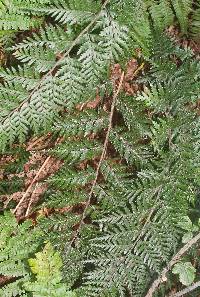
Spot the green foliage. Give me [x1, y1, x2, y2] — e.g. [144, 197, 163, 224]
[0, 0, 38, 30]
[171, 0, 193, 34]
[178, 216, 199, 243]
[1, 1, 200, 297]
[149, 0, 174, 31]
[172, 261, 196, 286]
[24, 242, 76, 297]
[0, 211, 42, 296]
[39, 213, 88, 288]
[0, 213, 75, 296]
[0, 0, 128, 150]
[190, 0, 200, 39]
[38, 0, 101, 25]
[0, 0, 51, 45]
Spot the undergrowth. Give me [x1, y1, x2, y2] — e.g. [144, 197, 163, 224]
[0, 0, 200, 296]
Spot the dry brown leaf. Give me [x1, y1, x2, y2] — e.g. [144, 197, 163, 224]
[124, 82, 139, 95]
[111, 63, 123, 82]
[125, 59, 139, 81]
[76, 90, 101, 111]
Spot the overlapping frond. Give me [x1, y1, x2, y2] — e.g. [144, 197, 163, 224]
[1, 1, 200, 297]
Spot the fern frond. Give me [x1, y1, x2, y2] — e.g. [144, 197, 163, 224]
[51, 140, 102, 164]
[109, 130, 151, 166]
[100, 161, 129, 194]
[78, 34, 107, 85]
[172, 0, 193, 34]
[190, 1, 200, 39]
[117, 94, 150, 135]
[14, 47, 56, 73]
[55, 57, 85, 107]
[49, 167, 95, 191]
[39, 213, 88, 288]
[13, 25, 73, 52]
[0, 0, 48, 31]
[0, 66, 39, 121]
[98, 11, 129, 61]
[54, 111, 108, 137]
[0, 2, 128, 149]
[149, 0, 174, 30]
[37, 0, 100, 25]
[0, 66, 40, 90]
[1, 1, 200, 296]
[24, 242, 76, 297]
[0, 212, 42, 296]
[84, 188, 180, 296]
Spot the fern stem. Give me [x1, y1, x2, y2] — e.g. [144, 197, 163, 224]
[13, 156, 52, 215]
[65, 71, 125, 251]
[169, 280, 200, 297]
[145, 231, 200, 297]
[14, 136, 62, 216]
[132, 185, 162, 249]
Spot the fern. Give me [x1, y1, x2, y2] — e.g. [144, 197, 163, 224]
[53, 111, 109, 137]
[1, 1, 200, 297]
[51, 140, 102, 164]
[84, 206, 178, 296]
[0, 212, 42, 296]
[172, 0, 193, 34]
[149, 0, 174, 31]
[190, 0, 200, 39]
[37, 0, 101, 25]
[24, 242, 76, 297]
[0, 0, 51, 45]
[0, 212, 76, 296]
[0, 1, 127, 150]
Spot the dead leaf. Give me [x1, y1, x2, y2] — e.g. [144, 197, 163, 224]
[125, 59, 138, 81]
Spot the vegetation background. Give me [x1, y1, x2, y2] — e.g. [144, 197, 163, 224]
[0, 0, 200, 296]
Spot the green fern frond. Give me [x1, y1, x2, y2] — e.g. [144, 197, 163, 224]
[0, 66, 40, 90]
[0, 3, 128, 149]
[0, 212, 42, 296]
[149, 0, 174, 30]
[84, 185, 180, 296]
[172, 0, 193, 34]
[190, 1, 200, 39]
[39, 213, 88, 288]
[78, 34, 107, 85]
[0, 0, 48, 32]
[98, 11, 129, 61]
[54, 111, 108, 137]
[13, 24, 74, 52]
[109, 130, 151, 166]
[14, 47, 56, 73]
[24, 242, 76, 297]
[49, 167, 95, 191]
[1, 1, 200, 297]
[51, 140, 102, 164]
[38, 0, 100, 25]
